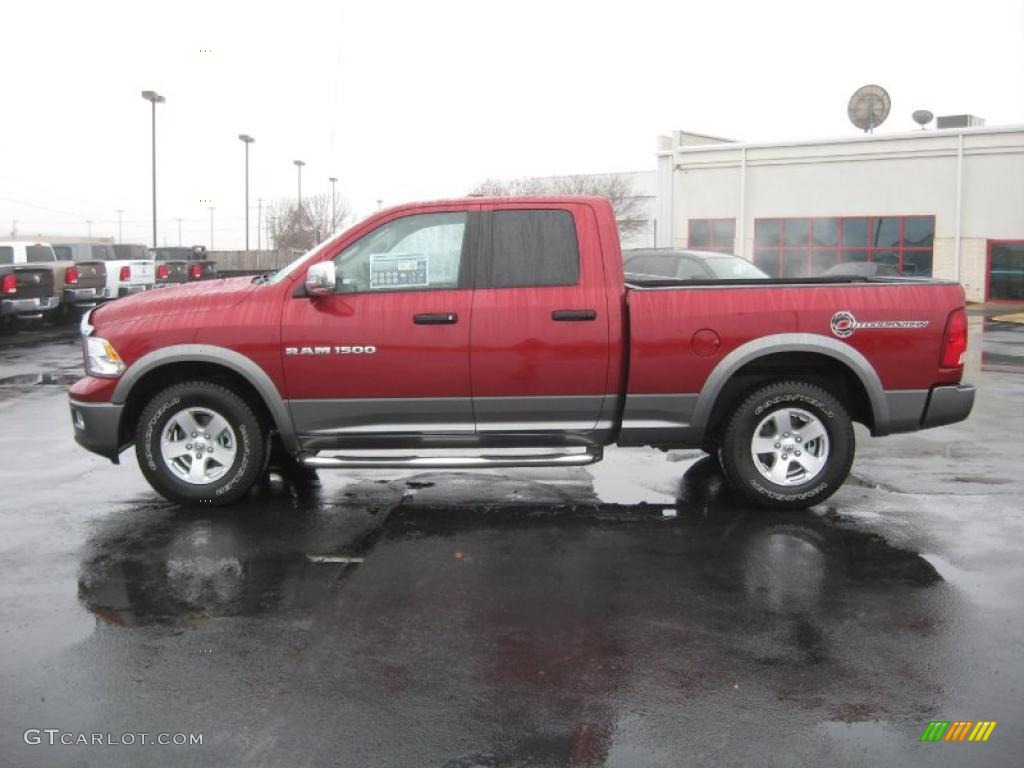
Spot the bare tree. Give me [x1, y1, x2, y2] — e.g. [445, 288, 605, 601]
[266, 193, 353, 252]
[470, 173, 648, 235]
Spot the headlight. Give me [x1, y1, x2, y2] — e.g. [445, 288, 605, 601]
[85, 336, 126, 377]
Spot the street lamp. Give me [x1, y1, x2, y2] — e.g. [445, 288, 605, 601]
[328, 176, 337, 234]
[208, 206, 215, 249]
[238, 134, 255, 250]
[141, 90, 166, 248]
[176, 218, 183, 246]
[293, 159, 305, 206]
[116, 210, 124, 243]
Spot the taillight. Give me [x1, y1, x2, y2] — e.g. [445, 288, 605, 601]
[119, 265, 131, 281]
[190, 264, 202, 280]
[941, 308, 968, 368]
[1, 274, 16, 295]
[157, 264, 169, 279]
[65, 265, 79, 285]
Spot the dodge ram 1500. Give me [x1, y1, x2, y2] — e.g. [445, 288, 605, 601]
[68, 196, 974, 509]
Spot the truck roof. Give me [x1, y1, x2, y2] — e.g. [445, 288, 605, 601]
[377, 195, 612, 213]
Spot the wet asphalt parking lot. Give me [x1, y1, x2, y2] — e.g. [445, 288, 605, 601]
[0, 313, 1022, 767]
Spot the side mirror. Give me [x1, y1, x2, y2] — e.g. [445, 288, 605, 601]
[304, 261, 336, 297]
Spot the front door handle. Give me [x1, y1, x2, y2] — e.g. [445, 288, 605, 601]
[414, 313, 458, 325]
[551, 309, 597, 322]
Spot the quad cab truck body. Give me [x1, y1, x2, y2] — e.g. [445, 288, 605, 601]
[68, 196, 974, 509]
[61, 242, 154, 299]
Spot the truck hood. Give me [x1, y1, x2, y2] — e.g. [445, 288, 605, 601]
[93, 277, 257, 327]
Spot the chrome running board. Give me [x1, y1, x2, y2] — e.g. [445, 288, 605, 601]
[300, 447, 603, 470]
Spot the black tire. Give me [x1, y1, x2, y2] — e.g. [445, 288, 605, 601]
[135, 381, 265, 506]
[718, 380, 854, 510]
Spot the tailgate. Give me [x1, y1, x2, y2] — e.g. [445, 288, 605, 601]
[125, 260, 155, 284]
[69, 260, 106, 290]
[157, 261, 188, 284]
[10, 267, 55, 299]
[191, 262, 219, 282]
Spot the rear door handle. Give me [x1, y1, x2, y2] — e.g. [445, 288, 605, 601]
[413, 313, 458, 325]
[551, 309, 596, 322]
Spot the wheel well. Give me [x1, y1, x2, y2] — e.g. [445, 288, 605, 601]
[119, 361, 276, 446]
[703, 352, 874, 443]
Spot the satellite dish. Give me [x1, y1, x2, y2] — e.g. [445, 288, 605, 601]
[848, 85, 891, 133]
[912, 109, 934, 130]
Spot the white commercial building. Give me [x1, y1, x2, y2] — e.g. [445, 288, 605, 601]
[653, 124, 1024, 302]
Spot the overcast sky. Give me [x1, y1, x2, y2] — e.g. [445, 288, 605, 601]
[2, 0, 1022, 249]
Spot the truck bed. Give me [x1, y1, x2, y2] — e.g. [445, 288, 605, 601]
[620, 277, 966, 445]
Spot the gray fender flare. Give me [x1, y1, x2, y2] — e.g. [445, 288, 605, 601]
[690, 333, 890, 438]
[111, 344, 299, 453]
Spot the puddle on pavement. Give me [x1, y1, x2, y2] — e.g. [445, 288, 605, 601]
[0, 371, 80, 386]
[980, 319, 1024, 374]
[76, 459, 942, 629]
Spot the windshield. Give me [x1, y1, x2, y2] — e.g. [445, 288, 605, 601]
[704, 256, 770, 279]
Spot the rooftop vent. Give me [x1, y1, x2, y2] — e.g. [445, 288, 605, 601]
[936, 114, 986, 129]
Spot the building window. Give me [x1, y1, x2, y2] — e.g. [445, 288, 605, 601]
[754, 216, 934, 277]
[689, 219, 736, 253]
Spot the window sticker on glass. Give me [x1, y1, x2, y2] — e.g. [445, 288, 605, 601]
[369, 253, 429, 289]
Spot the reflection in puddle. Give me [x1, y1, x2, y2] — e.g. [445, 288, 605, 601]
[75, 460, 954, 764]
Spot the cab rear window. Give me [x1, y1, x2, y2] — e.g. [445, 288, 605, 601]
[26, 245, 56, 263]
[0, 247, 12, 265]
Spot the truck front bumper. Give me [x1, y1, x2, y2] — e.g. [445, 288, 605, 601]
[69, 399, 124, 462]
[922, 383, 976, 429]
[1, 296, 60, 316]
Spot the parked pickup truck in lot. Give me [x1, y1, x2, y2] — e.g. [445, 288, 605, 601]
[149, 246, 218, 285]
[60, 242, 155, 299]
[1, 258, 58, 326]
[68, 196, 974, 509]
[5, 242, 107, 317]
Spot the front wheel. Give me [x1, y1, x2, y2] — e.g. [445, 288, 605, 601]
[718, 381, 854, 510]
[136, 381, 265, 506]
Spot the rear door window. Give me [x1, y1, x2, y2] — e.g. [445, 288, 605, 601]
[484, 210, 579, 288]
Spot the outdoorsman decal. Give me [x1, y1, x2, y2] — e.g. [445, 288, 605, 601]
[830, 310, 929, 339]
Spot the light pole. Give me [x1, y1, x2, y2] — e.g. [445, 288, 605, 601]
[293, 160, 305, 221]
[208, 206, 215, 249]
[256, 198, 263, 253]
[238, 134, 254, 249]
[328, 176, 337, 234]
[176, 218, 183, 246]
[141, 90, 165, 248]
[86, 220, 93, 238]
[116, 210, 124, 243]
[376, 199, 383, 210]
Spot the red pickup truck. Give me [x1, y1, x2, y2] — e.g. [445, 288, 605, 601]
[68, 196, 973, 509]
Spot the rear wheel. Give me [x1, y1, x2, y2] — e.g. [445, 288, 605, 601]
[718, 381, 854, 509]
[136, 381, 265, 506]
